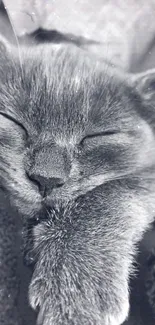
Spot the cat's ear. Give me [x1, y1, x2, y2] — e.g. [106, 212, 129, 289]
[130, 69, 155, 103]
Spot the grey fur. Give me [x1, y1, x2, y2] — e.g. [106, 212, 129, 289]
[0, 39, 155, 325]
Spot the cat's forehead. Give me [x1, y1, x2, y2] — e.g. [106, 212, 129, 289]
[1, 44, 135, 139]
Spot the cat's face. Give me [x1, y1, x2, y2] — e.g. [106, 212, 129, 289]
[0, 40, 154, 218]
[1, 38, 155, 325]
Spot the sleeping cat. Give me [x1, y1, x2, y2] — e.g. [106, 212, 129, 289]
[1, 36, 155, 325]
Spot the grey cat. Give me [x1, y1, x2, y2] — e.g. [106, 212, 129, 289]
[1, 35, 155, 325]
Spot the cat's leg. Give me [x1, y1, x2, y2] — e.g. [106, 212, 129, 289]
[28, 180, 155, 325]
[29, 238, 130, 325]
[29, 223, 130, 325]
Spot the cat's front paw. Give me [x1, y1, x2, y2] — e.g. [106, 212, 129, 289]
[29, 277, 129, 325]
[36, 307, 129, 325]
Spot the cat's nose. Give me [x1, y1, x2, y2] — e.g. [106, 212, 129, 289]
[28, 174, 64, 197]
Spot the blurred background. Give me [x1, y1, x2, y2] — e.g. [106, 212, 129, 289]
[3, 0, 155, 72]
[0, 0, 155, 324]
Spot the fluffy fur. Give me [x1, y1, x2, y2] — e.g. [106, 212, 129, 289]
[1, 39, 155, 325]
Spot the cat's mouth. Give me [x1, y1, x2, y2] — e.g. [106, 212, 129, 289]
[43, 172, 131, 207]
[42, 176, 97, 207]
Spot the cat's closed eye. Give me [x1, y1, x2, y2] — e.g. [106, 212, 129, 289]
[0, 112, 28, 146]
[79, 130, 120, 149]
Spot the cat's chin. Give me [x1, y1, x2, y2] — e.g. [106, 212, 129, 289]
[44, 171, 132, 206]
[44, 177, 97, 205]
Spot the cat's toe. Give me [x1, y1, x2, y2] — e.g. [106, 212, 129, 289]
[104, 299, 129, 325]
[29, 279, 45, 311]
[37, 306, 46, 325]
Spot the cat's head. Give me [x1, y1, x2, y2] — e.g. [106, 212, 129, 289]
[0, 37, 155, 218]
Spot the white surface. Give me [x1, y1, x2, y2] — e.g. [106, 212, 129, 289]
[3, 0, 155, 70]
